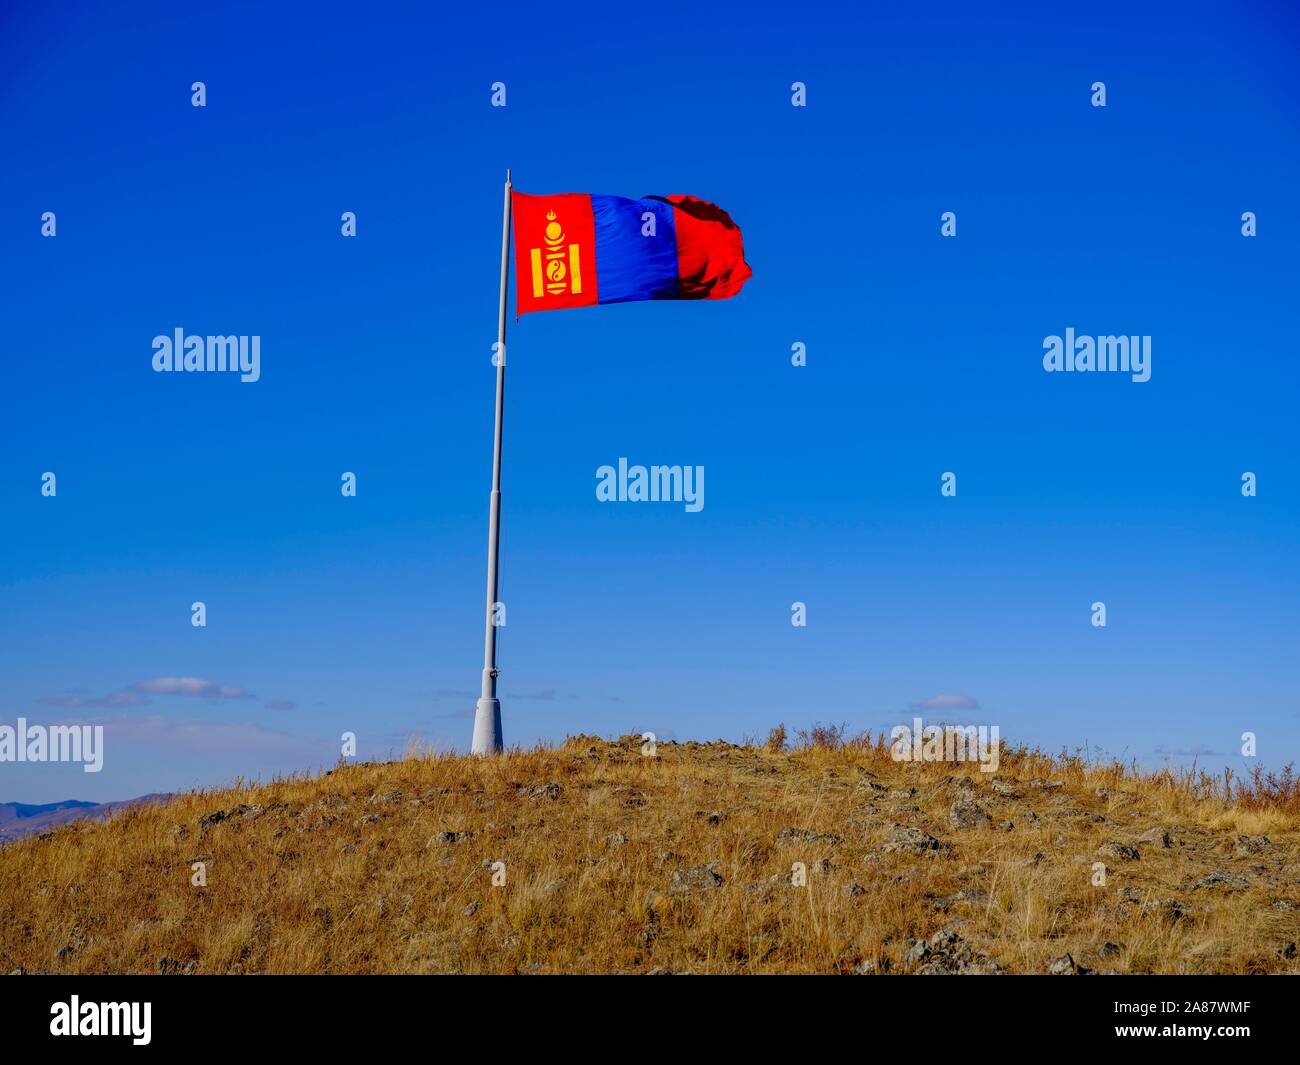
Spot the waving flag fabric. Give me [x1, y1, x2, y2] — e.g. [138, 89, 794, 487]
[511, 191, 751, 316]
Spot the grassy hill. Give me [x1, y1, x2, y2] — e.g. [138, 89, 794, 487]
[2, 731, 1297, 974]
[0, 796, 168, 843]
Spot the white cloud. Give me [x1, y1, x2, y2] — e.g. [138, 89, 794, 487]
[133, 677, 253, 700]
[909, 694, 981, 712]
[41, 676, 258, 710]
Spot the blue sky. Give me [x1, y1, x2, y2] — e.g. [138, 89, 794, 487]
[2, 0, 1297, 803]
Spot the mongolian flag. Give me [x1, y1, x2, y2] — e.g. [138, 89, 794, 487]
[511, 191, 752, 316]
[470, 176, 752, 756]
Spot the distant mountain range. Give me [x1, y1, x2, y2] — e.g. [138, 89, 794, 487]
[0, 795, 169, 843]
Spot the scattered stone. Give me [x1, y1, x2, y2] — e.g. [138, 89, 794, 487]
[1047, 953, 1076, 975]
[932, 888, 988, 911]
[355, 814, 381, 826]
[882, 827, 946, 855]
[614, 787, 647, 807]
[948, 800, 992, 829]
[1022, 852, 1045, 867]
[198, 803, 261, 828]
[1096, 842, 1140, 862]
[843, 881, 866, 898]
[1055, 809, 1107, 824]
[993, 820, 1015, 832]
[905, 930, 954, 965]
[776, 827, 841, 846]
[990, 780, 1021, 798]
[519, 783, 562, 802]
[905, 929, 1002, 975]
[430, 830, 474, 845]
[1098, 941, 1124, 958]
[1234, 835, 1272, 856]
[1192, 871, 1250, 892]
[1137, 827, 1172, 849]
[888, 787, 916, 800]
[1143, 898, 1190, 920]
[606, 831, 627, 848]
[670, 862, 724, 895]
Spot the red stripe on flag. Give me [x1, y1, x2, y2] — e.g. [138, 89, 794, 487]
[511, 192, 599, 316]
[659, 195, 752, 301]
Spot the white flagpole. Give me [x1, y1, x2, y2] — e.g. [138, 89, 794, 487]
[471, 168, 512, 755]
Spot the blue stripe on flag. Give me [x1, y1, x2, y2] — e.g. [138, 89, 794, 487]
[591, 195, 680, 304]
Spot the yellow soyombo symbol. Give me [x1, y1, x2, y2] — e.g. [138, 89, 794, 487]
[530, 210, 583, 298]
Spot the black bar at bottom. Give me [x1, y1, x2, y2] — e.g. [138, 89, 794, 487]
[0, 973, 1290, 1052]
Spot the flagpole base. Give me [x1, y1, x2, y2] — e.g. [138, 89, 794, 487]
[471, 697, 503, 755]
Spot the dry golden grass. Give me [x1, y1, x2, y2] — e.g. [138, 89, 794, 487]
[2, 731, 1297, 974]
